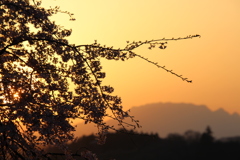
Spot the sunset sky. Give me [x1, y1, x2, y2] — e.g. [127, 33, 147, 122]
[42, 0, 240, 115]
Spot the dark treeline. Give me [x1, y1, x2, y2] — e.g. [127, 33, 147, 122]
[45, 127, 240, 160]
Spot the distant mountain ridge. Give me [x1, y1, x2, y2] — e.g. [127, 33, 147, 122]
[74, 102, 240, 139]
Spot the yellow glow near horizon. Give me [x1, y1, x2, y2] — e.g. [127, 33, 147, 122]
[40, 0, 240, 115]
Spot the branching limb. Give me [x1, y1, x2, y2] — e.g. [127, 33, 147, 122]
[134, 53, 192, 83]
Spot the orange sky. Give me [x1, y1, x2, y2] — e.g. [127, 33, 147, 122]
[42, 0, 240, 114]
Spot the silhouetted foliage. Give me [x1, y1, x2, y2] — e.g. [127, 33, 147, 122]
[0, 0, 200, 159]
[46, 129, 240, 160]
[183, 130, 202, 146]
[200, 126, 214, 145]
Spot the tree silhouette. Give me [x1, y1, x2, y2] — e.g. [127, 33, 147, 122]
[0, 0, 200, 159]
[200, 126, 214, 145]
[184, 130, 201, 144]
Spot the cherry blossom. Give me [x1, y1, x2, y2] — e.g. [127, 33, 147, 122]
[0, 0, 200, 159]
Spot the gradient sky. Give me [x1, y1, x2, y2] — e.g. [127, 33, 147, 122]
[42, 0, 240, 114]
